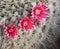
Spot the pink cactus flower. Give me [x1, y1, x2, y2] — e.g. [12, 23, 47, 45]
[4, 25, 18, 39]
[18, 16, 34, 30]
[32, 3, 48, 21]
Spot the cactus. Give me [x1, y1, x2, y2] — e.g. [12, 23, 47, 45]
[0, 0, 60, 49]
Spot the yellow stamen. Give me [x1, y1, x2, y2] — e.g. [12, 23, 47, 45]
[35, 9, 40, 15]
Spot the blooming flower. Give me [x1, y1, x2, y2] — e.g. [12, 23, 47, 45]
[4, 25, 18, 39]
[18, 16, 34, 30]
[32, 3, 48, 21]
